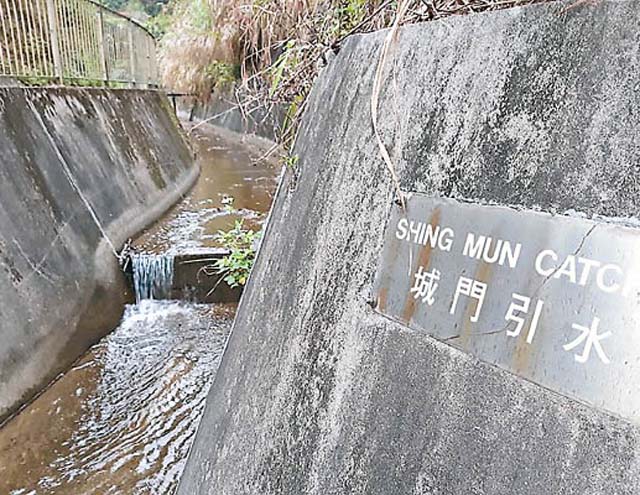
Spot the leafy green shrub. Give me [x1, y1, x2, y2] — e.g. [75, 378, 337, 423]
[146, 10, 173, 37]
[213, 220, 261, 288]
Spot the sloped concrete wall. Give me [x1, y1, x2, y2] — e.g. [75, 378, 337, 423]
[179, 1, 640, 494]
[176, 91, 285, 141]
[0, 88, 197, 420]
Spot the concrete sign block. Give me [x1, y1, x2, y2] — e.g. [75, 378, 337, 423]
[375, 194, 640, 420]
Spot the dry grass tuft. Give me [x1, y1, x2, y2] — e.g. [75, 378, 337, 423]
[160, 0, 396, 97]
[160, 0, 563, 157]
[160, 0, 559, 96]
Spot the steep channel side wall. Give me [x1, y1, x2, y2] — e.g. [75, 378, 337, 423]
[176, 90, 286, 141]
[0, 88, 197, 420]
[179, 1, 640, 494]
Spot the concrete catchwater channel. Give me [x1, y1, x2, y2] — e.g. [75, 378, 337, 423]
[0, 123, 279, 494]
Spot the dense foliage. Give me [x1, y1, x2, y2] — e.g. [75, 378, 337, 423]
[98, 0, 171, 17]
[158, 0, 558, 147]
[213, 220, 261, 288]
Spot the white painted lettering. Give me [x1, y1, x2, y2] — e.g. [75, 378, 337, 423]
[463, 233, 485, 260]
[395, 218, 408, 240]
[395, 218, 455, 253]
[576, 257, 601, 286]
[464, 233, 521, 268]
[417, 222, 427, 245]
[482, 238, 503, 264]
[438, 227, 454, 252]
[596, 263, 624, 294]
[409, 221, 422, 244]
[423, 223, 440, 248]
[535, 249, 558, 276]
[499, 242, 522, 269]
[553, 255, 577, 284]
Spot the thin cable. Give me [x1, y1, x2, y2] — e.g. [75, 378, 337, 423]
[371, 0, 412, 211]
[29, 100, 119, 259]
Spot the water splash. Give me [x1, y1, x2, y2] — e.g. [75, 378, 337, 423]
[132, 254, 175, 303]
[0, 300, 235, 495]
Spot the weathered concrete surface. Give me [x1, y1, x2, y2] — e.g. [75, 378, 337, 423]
[172, 251, 243, 303]
[177, 90, 286, 141]
[179, 1, 640, 494]
[0, 88, 197, 420]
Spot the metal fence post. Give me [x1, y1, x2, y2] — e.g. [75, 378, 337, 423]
[96, 8, 108, 86]
[0, 1, 9, 75]
[45, 0, 63, 83]
[2, 0, 157, 87]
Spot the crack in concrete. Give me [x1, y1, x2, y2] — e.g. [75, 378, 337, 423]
[12, 238, 56, 284]
[446, 222, 599, 342]
[17, 213, 80, 285]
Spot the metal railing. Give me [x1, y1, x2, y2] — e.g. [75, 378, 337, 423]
[0, 0, 158, 87]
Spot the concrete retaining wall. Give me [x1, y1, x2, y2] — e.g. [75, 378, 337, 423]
[179, 1, 640, 494]
[0, 88, 197, 420]
[176, 90, 285, 141]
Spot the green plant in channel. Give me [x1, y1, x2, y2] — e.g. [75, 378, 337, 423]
[213, 220, 261, 288]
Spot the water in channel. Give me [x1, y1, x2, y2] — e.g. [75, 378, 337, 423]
[0, 123, 279, 494]
[132, 254, 175, 303]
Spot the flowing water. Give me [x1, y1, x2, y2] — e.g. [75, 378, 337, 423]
[0, 301, 234, 495]
[132, 254, 176, 303]
[0, 123, 279, 494]
[134, 124, 279, 255]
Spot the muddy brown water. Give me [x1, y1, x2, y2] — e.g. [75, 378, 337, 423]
[135, 123, 279, 254]
[0, 124, 279, 494]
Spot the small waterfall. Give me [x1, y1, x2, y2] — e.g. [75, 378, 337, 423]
[132, 254, 175, 303]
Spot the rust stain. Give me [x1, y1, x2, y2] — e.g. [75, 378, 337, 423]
[400, 208, 441, 322]
[512, 327, 533, 374]
[510, 226, 557, 374]
[458, 260, 494, 350]
[374, 203, 403, 314]
[377, 287, 388, 312]
[512, 297, 545, 375]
